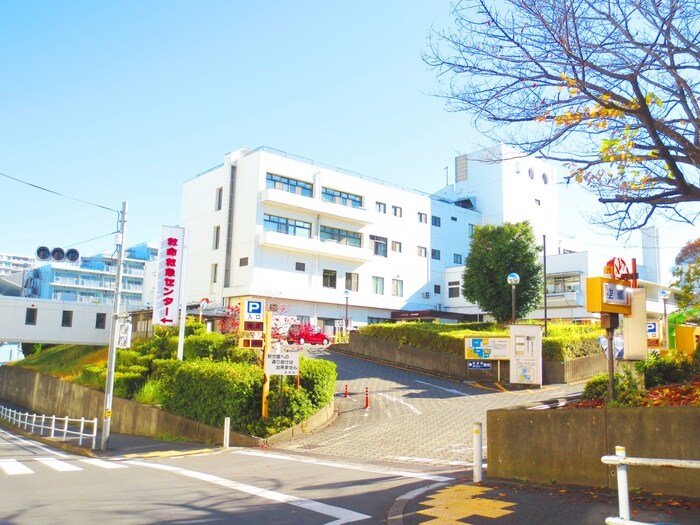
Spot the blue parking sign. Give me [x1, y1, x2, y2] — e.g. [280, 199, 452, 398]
[244, 299, 264, 321]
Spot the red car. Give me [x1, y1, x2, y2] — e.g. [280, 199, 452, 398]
[286, 324, 330, 345]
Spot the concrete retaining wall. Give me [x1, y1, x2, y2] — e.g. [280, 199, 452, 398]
[343, 333, 607, 385]
[0, 365, 261, 447]
[487, 405, 700, 498]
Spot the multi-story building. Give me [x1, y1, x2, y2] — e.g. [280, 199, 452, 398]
[23, 242, 158, 310]
[181, 145, 670, 331]
[0, 253, 35, 276]
[181, 147, 483, 329]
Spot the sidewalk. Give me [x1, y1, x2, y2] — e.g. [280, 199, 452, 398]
[397, 477, 700, 525]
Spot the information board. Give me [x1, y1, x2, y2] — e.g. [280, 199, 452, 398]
[465, 337, 510, 360]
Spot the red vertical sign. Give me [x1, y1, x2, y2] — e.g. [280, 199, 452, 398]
[152, 226, 185, 326]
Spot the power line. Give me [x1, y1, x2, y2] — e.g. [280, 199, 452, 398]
[0, 170, 120, 214]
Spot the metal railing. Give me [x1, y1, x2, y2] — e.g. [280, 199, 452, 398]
[0, 404, 98, 449]
[601, 445, 700, 525]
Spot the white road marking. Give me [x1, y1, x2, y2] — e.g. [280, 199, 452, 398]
[80, 458, 127, 469]
[126, 460, 372, 524]
[235, 450, 454, 482]
[0, 459, 34, 475]
[37, 457, 82, 472]
[414, 379, 469, 396]
[376, 392, 421, 415]
[0, 428, 68, 457]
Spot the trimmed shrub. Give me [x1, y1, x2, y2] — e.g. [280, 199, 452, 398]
[635, 350, 695, 388]
[298, 357, 337, 408]
[74, 364, 106, 390]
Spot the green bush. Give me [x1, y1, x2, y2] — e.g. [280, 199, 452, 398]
[74, 364, 106, 390]
[183, 332, 227, 360]
[581, 370, 646, 406]
[113, 369, 148, 398]
[133, 378, 166, 406]
[635, 350, 695, 388]
[162, 360, 263, 433]
[298, 357, 337, 408]
[542, 334, 601, 361]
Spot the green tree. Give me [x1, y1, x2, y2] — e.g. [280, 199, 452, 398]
[425, 0, 700, 233]
[462, 222, 543, 323]
[672, 237, 700, 313]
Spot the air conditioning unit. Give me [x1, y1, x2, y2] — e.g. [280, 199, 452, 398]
[421, 292, 430, 299]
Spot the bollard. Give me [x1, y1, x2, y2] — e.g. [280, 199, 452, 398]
[344, 384, 350, 398]
[364, 387, 370, 410]
[615, 446, 630, 520]
[473, 422, 483, 483]
[223, 417, 231, 449]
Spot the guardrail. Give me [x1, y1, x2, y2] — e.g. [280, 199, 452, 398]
[0, 404, 98, 450]
[601, 445, 700, 525]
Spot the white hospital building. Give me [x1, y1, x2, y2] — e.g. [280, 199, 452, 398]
[181, 145, 669, 331]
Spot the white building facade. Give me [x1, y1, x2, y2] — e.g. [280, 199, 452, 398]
[181, 147, 483, 330]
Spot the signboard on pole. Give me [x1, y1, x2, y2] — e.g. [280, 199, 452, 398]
[152, 226, 185, 326]
[509, 325, 542, 386]
[265, 351, 300, 376]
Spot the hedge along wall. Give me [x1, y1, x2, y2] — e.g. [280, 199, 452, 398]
[342, 333, 607, 384]
[0, 365, 262, 447]
[487, 405, 700, 499]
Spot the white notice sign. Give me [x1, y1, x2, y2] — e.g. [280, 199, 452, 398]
[265, 352, 300, 376]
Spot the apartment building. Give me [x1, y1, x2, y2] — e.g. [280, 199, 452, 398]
[23, 242, 158, 310]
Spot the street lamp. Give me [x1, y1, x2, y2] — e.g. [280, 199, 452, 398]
[507, 273, 520, 324]
[659, 289, 669, 349]
[344, 289, 350, 332]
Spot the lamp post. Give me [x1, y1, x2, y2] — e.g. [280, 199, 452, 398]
[343, 289, 350, 332]
[659, 289, 669, 349]
[507, 273, 520, 324]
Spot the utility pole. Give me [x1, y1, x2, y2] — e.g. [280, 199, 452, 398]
[101, 201, 127, 450]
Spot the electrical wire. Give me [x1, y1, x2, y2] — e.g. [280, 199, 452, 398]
[0, 170, 120, 213]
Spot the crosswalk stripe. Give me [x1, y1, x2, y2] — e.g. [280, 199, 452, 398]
[0, 459, 34, 475]
[80, 458, 127, 469]
[37, 457, 82, 472]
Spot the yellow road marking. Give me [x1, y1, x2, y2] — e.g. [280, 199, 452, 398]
[418, 484, 516, 522]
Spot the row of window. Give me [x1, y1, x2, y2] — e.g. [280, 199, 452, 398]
[260, 213, 466, 262]
[321, 269, 403, 296]
[24, 308, 107, 329]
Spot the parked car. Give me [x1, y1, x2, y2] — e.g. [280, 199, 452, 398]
[286, 324, 330, 345]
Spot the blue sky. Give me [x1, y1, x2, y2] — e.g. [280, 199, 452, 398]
[0, 1, 695, 282]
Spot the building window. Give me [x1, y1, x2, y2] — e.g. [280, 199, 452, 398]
[431, 249, 441, 260]
[391, 241, 402, 253]
[266, 173, 313, 196]
[434, 284, 441, 294]
[542, 173, 549, 184]
[417, 246, 427, 257]
[61, 310, 73, 328]
[95, 313, 106, 329]
[321, 187, 363, 208]
[546, 274, 582, 294]
[392, 279, 404, 297]
[451, 216, 457, 221]
[345, 272, 359, 292]
[418, 212, 427, 224]
[392, 205, 402, 217]
[431, 216, 441, 227]
[448, 280, 460, 298]
[376, 201, 386, 213]
[295, 262, 306, 272]
[468, 224, 476, 238]
[213, 225, 220, 250]
[370, 235, 388, 257]
[25, 308, 37, 325]
[320, 225, 361, 247]
[453, 253, 463, 264]
[215, 187, 223, 211]
[264, 214, 312, 237]
[372, 276, 384, 295]
[239, 257, 248, 267]
[211, 263, 218, 284]
[528, 167, 535, 180]
[323, 269, 337, 288]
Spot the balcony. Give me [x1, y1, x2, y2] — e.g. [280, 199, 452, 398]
[257, 231, 373, 262]
[260, 188, 370, 225]
[545, 291, 584, 308]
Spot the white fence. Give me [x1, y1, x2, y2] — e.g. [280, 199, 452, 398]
[601, 445, 700, 525]
[0, 404, 98, 450]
